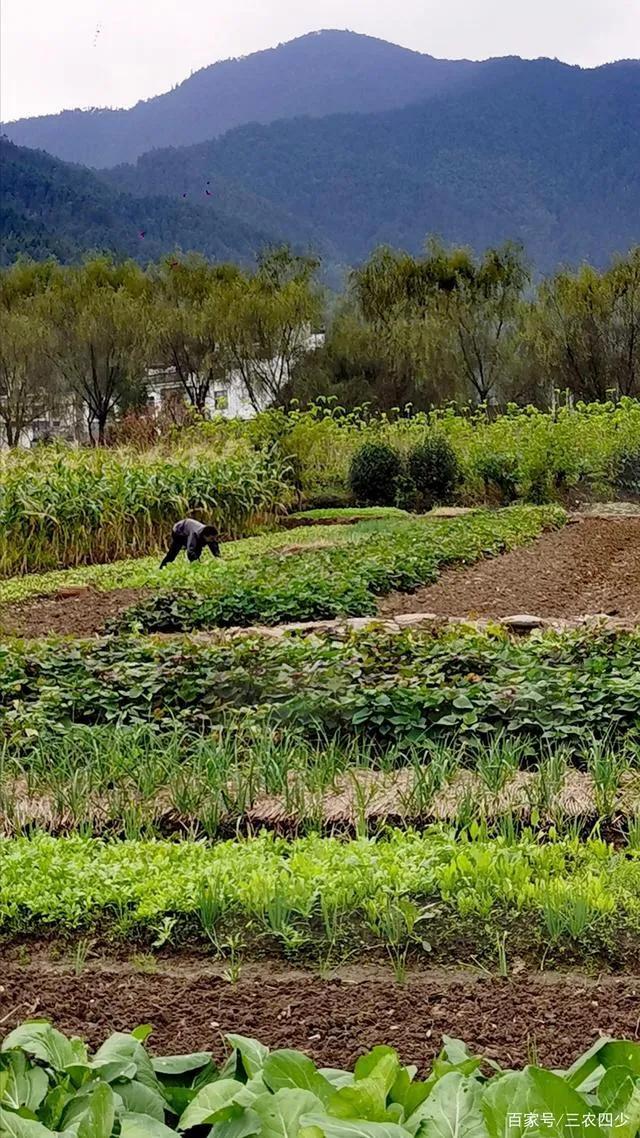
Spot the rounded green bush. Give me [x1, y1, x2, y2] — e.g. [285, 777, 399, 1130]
[408, 434, 461, 508]
[348, 442, 402, 505]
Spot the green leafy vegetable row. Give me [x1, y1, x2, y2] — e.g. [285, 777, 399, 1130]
[1, 624, 638, 746]
[3, 720, 638, 839]
[111, 506, 563, 630]
[1, 830, 640, 965]
[2, 1019, 639, 1136]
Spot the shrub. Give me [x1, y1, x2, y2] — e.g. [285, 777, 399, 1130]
[348, 442, 402, 505]
[475, 453, 520, 503]
[407, 434, 461, 508]
[393, 470, 419, 511]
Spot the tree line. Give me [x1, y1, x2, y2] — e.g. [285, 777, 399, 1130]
[298, 240, 640, 411]
[0, 248, 321, 445]
[1, 241, 639, 446]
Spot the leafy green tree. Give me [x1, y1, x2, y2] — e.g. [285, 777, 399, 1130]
[290, 305, 433, 410]
[528, 247, 640, 401]
[349, 241, 529, 406]
[149, 255, 239, 415]
[0, 257, 61, 309]
[347, 250, 446, 406]
[0, 302, 54, 445]
[222, 247, 323, 411]
[43, 257, 150, 444]
[416, 240, 529, 404]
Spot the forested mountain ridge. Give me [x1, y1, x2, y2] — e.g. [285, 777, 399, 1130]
[102, 56, 640, 273]
[2, 35, 638, 275]
[1, 31, 480, 168]
[0, 138, 311, 267]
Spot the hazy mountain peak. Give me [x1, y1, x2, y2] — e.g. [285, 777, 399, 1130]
[1, 29, 479, 168]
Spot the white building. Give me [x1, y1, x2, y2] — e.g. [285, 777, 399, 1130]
[146, 331, 325, 421]
[2, 332, 325, 446]
[146, 365, 259, 420]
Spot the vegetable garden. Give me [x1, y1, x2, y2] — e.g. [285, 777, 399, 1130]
[2, 1022, 640, 1137]
[1, 410, 640, 1133]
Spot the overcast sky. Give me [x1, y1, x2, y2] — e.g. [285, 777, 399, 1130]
[2, 0, 639, 121]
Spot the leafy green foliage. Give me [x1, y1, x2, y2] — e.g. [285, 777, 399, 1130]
[614, 445, 640, 496]
[287, 508, 408, 521]
[110, 506, 560, 631]
[407, 436, 461, 509]
[1, 620, 638, 749]
[348, 444, 403, 506]
[0, 828, 634, 962]
[277, 398, 640, 506]
[4, 1023, 638, 1137]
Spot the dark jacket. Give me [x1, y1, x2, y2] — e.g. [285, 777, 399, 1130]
[160, 518, 220, 567]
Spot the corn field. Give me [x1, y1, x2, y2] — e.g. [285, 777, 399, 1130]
[0, 441, 293, 576]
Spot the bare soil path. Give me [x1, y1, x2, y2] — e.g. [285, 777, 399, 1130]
[0, 587, 149, 638]
[0, 959, 637, 1069]
[380, 517, 640, 620]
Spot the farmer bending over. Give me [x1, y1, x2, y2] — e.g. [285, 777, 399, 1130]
[160, 518, 221, 567]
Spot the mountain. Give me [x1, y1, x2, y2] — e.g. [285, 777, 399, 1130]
[3, 35, 638, 276]
[102, 55, 640, 273]
[0, 137, 307, 267]
[1, 31, 479, 169]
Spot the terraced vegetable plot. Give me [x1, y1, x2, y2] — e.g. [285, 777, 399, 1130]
[380, 516, 640, 621]
[0, 506, 561, 635]
[1, 503, 640, 1090]
[1, 624, 639, 837]
[2, 829, 640, 971]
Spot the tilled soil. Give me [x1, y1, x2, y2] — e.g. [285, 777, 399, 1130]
[380, 517, 640, 619]
[0, 960, 638, 1069]
[0, 587, 149, 638]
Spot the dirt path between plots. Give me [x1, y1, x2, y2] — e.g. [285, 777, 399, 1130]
[380, 517, 640, 620]
[0, 960, 638, 1068]
[0, 586, 150, 638]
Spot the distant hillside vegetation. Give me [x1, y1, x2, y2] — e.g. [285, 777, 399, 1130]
[1, 31, 480, 167]
[103, 56, 640, 272]
[0, 138, 294, 266]
[2, 33, 638, 275]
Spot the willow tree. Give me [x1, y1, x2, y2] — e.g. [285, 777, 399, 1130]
[0, 258, 61, 310]
[350, 241, 528, 406]
[528, 248, 640, 401]
[0, 303, 53, 446]
[44, 258, 150, 444]
[149, 255, 239, 415]
[221, 248, 323, 411]
[412, 241, 528, 405]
